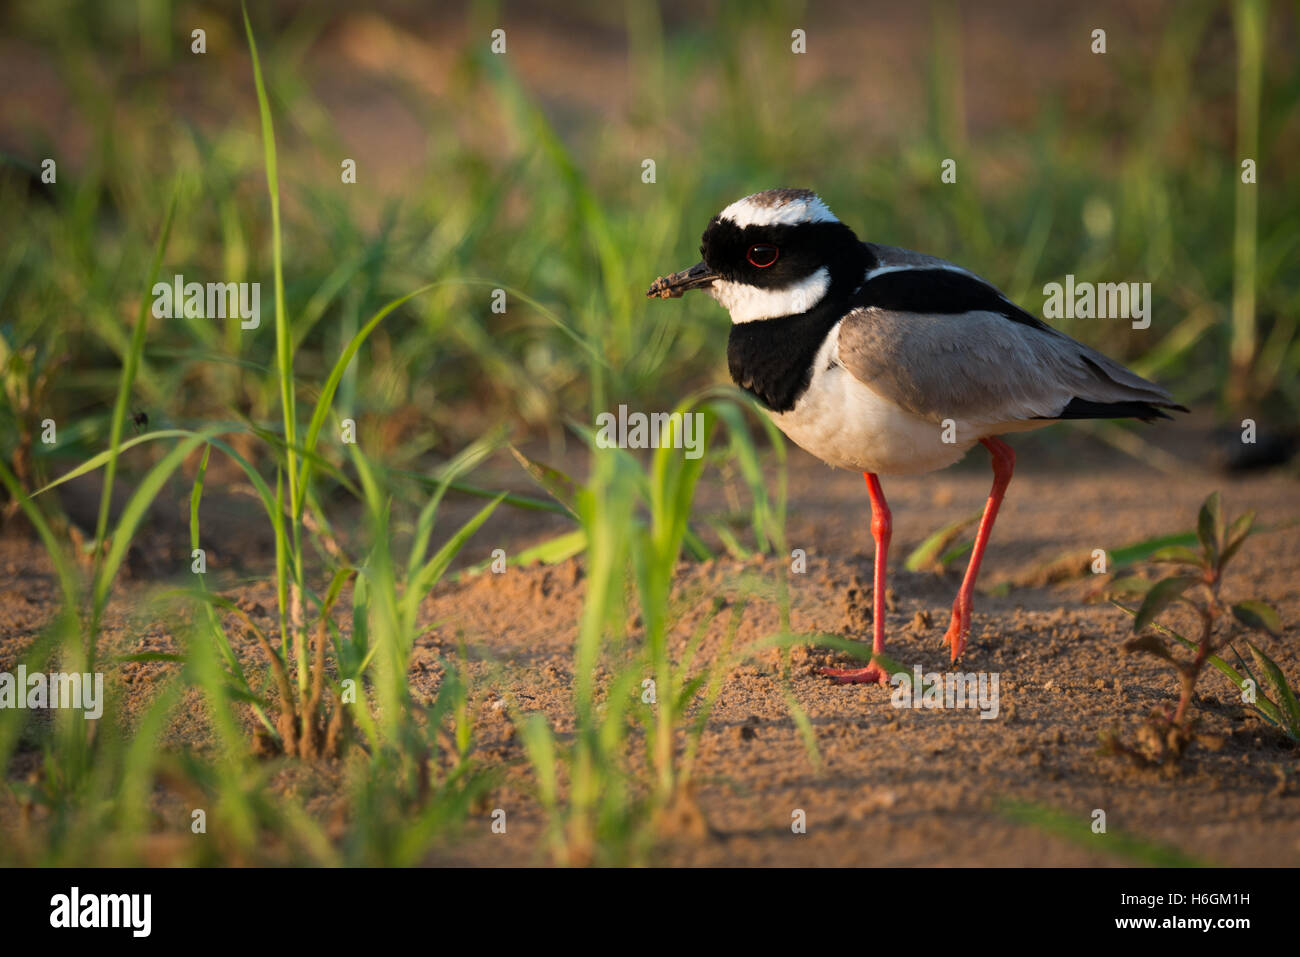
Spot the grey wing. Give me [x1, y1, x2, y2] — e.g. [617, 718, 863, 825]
[835, 306, 1182, 427]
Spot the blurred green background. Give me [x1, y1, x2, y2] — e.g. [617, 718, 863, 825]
[1, 0, 1297, 493]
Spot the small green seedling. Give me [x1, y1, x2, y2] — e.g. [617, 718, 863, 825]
[1105, 491, 1289, 765]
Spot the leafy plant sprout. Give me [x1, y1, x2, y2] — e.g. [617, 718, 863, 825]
[1106, 491, 1290, 765]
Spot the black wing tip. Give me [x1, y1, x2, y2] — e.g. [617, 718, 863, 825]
[1050, 397, 1189, 423]
[1138, 401, 1191, 423]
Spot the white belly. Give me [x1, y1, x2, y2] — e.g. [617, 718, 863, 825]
[769, 360, 978, 475]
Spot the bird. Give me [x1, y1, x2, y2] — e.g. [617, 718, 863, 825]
[647, 188, 1186, 685]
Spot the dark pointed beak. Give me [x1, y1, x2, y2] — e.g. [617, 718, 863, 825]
[646, 261, 719, 299]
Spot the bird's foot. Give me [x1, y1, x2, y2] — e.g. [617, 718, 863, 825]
[819, 661, 891, 685]
[941, 601, 971, 661]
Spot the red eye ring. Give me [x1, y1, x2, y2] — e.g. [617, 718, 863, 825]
[746, 243, 780, 268]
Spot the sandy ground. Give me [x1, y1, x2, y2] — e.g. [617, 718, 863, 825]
[2, 421, 1298, 866]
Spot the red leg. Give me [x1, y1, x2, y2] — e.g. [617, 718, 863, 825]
[942, 437, 1015, 660]
[820, 473, 892, 685]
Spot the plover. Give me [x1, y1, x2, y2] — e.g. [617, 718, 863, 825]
[648, 188, 1186, 684]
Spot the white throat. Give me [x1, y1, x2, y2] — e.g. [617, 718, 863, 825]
[709, 267, 832, 324]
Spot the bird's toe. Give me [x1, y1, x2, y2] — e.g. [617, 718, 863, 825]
[819, 663, 891, 686]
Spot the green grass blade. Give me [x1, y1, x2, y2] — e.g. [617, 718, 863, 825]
[91, 431, 209, 627]
[299, 284, 437, 507]
[402, 492, 506, 625]
[92, 192, 177, 556]
[997, 799, 1208, 867]
[905, 511, 982, 572]
[243, 3, 295, 514]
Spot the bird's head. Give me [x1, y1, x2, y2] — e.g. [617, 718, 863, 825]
[646, 188, 864, 323]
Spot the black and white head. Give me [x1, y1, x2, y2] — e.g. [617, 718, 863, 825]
[646, 188, 867, 322]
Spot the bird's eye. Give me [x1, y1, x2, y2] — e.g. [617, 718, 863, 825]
[746, 244, 779, 268]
